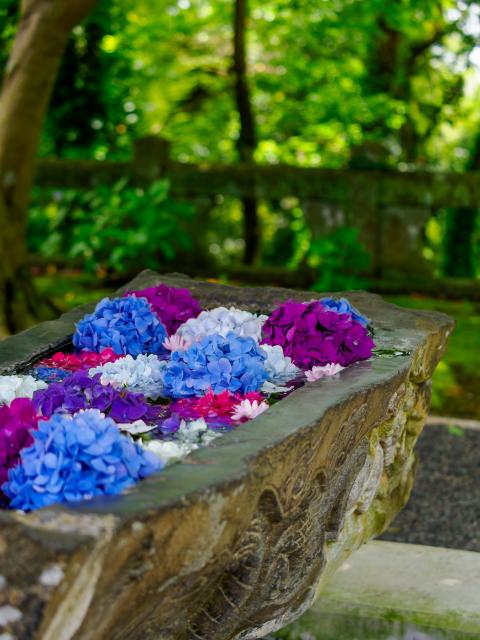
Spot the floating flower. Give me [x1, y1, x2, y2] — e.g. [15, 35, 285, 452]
[305, 363, 345, 381]
[163, 334, 191, 352]
[31, 366, 71, 384]
[319, 297, 369, 327]
[73, 296, 167, 357]
[2, 409, 162, 512]
[127, 284, 202, 334]
[175, 307, 268, 343]
[0, 398, 40, 505]
[231, 398, 269, 422]
[39, 349, 120, 372]
[117, 420, 158, 436]
[261, 381, 294, 395]
[259, 344, 300, 383]
[171, 389, 265, 424]
[89, 354, 167, 400]
[157, 413, 182, 435]
[32, 371, 165, 425]
[262, 300, 375, 369]
[142, 418, 222, 465]
[0, 375, 47, 406]
[162, 333, 268, 398]
[142, 439, 192, 466]
[177, 418, 222, 445]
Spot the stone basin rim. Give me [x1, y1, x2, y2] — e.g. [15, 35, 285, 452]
[0, 270, 454, 528]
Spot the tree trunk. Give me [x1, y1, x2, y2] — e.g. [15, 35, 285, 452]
[232, 0, 259, 265]
[0, 0, 97, 337]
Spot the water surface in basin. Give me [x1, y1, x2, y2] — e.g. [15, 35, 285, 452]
[272, 613, 476, 640]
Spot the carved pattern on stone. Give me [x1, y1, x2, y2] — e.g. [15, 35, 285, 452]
[182, 380, 428, 640]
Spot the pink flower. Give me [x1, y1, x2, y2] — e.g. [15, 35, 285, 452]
[231, 399, 269, 422]
[40, 349, 120, 372]
[163, 335, 191, 352]
[305, 363, 344, 381]
[171, 389, 265, 424]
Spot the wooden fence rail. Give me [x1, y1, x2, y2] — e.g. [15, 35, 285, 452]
[34, 136, 480, 277]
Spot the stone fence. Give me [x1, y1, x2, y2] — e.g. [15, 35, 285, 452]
[35, 136, 480, 277]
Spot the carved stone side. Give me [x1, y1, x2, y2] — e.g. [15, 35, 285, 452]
[28, 367, 432, 640]
[315, 370, 431, 599]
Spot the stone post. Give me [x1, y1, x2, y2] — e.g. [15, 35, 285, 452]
[133, 136, 172, 185]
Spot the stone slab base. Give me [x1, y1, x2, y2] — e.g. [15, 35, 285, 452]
[284, 540, 480, 637]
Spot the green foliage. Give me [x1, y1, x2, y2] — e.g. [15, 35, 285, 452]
[447, 424, 465, 436]
[443, 207, 479, 278]
[308, 227, 371, 292]
[0, 0, 16, 74]
[387, 295, 480, 419]
[42, 3, 139, 159]
[260, 201, 310, 269]
[28, 180, 193, 274]
[3, 0, 480, 280]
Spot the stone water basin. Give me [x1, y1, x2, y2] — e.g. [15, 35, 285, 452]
[0, 271, 454, 640]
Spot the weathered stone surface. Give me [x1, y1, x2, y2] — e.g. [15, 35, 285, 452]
[0, 271, 454, 640]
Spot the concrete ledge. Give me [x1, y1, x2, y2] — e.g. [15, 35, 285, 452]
[303, 541, 480, 637]
[426, 416, 480, 432]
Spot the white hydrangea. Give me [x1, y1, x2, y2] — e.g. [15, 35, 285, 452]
[89, 354, 167, 400]
[175, 306, 268, 343]
[0, 375, 47, 406]
[259, 344, 300, 383]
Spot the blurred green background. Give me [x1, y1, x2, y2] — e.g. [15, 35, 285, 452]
[1, 0, 479, 418]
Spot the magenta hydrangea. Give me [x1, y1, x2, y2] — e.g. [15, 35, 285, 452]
[0, 398, 39, 505]
[261, 300, 375, 369]
[127, 284, 202, 335]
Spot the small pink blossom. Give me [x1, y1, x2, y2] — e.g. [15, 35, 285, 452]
[163, 335, 191, 352]
[231, 399, 269, 422]
[305, 363, 344, 381]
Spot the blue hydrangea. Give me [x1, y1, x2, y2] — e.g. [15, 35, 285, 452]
[319, 297, 369, 327]
[2, 409, 162, 512]
[73, 296, 167, 356]
[163, 332, 268, 399]
[31, 366, 71, 384]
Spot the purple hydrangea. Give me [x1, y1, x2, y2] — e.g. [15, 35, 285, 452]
[127, 284, 202, 335]
[32, 371, 166, 424]
[73, 296, 167, 356]
[262, 300, 375, 370]
[162, 332, 268, 399]
[319, 296, 369, 327]
[2, 409, 162, 511]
